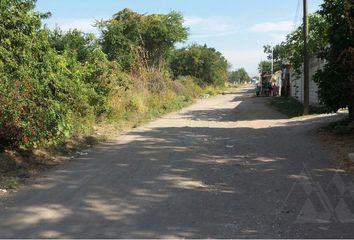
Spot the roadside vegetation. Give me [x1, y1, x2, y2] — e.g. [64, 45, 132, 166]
[0, 1, 231, 150]
[270, 97, 329, 118]
[263, 0, 353, 166]
[319, 119, 354, 171]
[0, 0, 245, 190]
[270, 97, 305, 118]
[261, 0, 354, 122]
[228, 68, 251, 85]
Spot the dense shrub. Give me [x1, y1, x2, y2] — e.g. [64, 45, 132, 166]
[49, 28, 130, 116]
[0, 0, 101, 147]
[0, 0, 63, 148]
[0, 79, 59, 148]
[0, 0, 229, 149]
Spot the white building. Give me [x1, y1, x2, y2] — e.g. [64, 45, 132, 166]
[290, 57, 326, 106]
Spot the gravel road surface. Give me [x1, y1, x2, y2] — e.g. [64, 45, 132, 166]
[0, 87, 353, 238]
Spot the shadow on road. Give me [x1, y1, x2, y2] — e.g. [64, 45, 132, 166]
[181, 89, 287, 122]
[0, 88, 352, 238]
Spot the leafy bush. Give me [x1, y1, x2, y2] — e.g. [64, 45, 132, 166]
[177, 76, 203, 98]
[49, 28, 129, 116]
[0, 0, 101, 148]
[0, 0, 229, 150]
[0, 79, 59, 148]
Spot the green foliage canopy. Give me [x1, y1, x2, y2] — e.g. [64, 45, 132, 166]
[262, 14, 329, 73]
[229, 68, 251, 84]
[314, 0, 354, 119]
[97, 9, 188, 71]
[260, 1, 354, 120]
[170, 44, 229, 86]
[0, 1, 232, 149]
[258, 60, 272, 74]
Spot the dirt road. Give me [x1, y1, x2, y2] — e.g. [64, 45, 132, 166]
[0, 87, 353, 238]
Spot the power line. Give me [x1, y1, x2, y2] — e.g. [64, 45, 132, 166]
[292, 0, 303, 32]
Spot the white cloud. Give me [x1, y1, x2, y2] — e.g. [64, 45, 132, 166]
[44, 18, 99, 34]
[59, 19, 97, 32]
[249, 21, 293, 33]
[184, 16, 239, 38]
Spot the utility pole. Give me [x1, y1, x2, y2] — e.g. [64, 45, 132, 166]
[260, 59, 263, 91]
[303, 0, 310, 115]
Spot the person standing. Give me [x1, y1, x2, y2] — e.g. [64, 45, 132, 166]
[256, 85, 261, 96]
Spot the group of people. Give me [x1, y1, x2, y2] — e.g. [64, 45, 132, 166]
[255, 81, 279, 97]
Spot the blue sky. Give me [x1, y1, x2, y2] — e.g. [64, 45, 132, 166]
[36, 0, 324, 76]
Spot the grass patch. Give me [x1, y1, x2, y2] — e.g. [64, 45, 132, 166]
[270, 97, 304, 118]
[201, 85, 232, 98]
[202, 86, 218, 96]
[270, 97, 329, 118]
[147, 95, 193, 119]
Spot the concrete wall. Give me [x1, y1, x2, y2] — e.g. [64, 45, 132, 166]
[290, 57, 325, 106]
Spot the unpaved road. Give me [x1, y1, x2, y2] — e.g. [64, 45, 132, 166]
[0, 87, 353, 238]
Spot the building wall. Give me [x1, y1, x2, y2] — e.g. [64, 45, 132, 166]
[290, 57, 325, 106]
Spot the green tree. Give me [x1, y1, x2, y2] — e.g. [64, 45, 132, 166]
[48, 28, 130, 115]
[263, 45, 287, 72]
[170, 44, 229, 86]
[97, 9, 188, 71]
[229, 68, 251, 84]
[263, 14, 329, 73]
[49, 28, 102, 62]
[258, 60, 272, 73]
[314, 0, 354, 120]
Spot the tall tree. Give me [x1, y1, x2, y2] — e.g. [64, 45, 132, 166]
[339, 0, 354, 120]
[314, 0, 354, 120]
[97, 9, 188, 71]
[263, 45, 285, 72]
[258, 60, 272, 73]
[263, 14, 329, 73]
[170, 44, 229, 86]
[229, 68, 251, 84]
